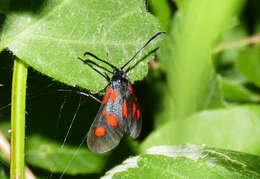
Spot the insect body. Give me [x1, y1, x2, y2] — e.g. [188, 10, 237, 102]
[87, 69, 142, 153]
[79, 32, 165, 153]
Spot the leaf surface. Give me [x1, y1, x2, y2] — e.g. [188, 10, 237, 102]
[26, 135, 108, 175]
[141, 105, 260, 155]
[102, 145, 260, 179]
[0, 0, 162, 91]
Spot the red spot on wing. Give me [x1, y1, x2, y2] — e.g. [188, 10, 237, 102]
[102, 110, 107, 117]
[137, 109, 141, 120]
[135, 97, 138, 102]
[107, 114, 118, 126]
[111, 89, 117, 102]
[103, 86, 112, 104]
[123, 100, 128, 118]
[132, 103, 136, 117]
[95, 126, 106, 136]
[129, 84, 133, 94]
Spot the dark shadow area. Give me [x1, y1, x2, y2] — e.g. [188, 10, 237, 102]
[8, 0, 46, 13]
[0, 49, 14, 116]
[134, 62, 167, 140]
[241, 0, 260, 34]
[25, 73, 99, 145]
[0, 14, 6, 36]
[0, 162, 9, 178]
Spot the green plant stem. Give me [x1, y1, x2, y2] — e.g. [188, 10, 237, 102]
[11, 58, 28, 179]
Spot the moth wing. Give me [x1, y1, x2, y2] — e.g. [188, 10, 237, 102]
[87, 103, 124, 153]
[124, 93, 142, 139]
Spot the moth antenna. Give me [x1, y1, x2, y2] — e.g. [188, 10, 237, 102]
[121, 31, 166, 70]
[84, 52, 117, 70]
[78, 57, 111, 81]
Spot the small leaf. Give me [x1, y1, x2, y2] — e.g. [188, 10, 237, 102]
[237, 45, 260, 87]
[102, 145, 260, 178]
[141, 105, 260, 155]
[26, 135, 108, 175]
[0, 0, 162, 91]
[219, 76, 260, 102]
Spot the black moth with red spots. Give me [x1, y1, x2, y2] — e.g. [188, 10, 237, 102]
[79, 32, 165, 153]
[87, 70, 141, 153]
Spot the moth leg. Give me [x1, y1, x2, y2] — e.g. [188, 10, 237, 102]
[58, 89, 102, 103]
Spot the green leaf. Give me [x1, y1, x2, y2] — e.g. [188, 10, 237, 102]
[0, 0, 162, 91]
[141, 105, 260, 155]
[26, 134, 108, 175]
[102, 145, 260, 179]
[237, 45, 260, 88]
[158, 0, 244, 120]
[149, 0, 171, 30]
[219, 76, 260, 102]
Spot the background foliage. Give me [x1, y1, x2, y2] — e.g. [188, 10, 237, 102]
[1, 0, 260, 178]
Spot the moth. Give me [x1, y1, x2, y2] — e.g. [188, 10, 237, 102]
[78, 32, 165, 153]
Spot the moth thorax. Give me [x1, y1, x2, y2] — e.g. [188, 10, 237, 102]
[112, 69, 129, 83]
